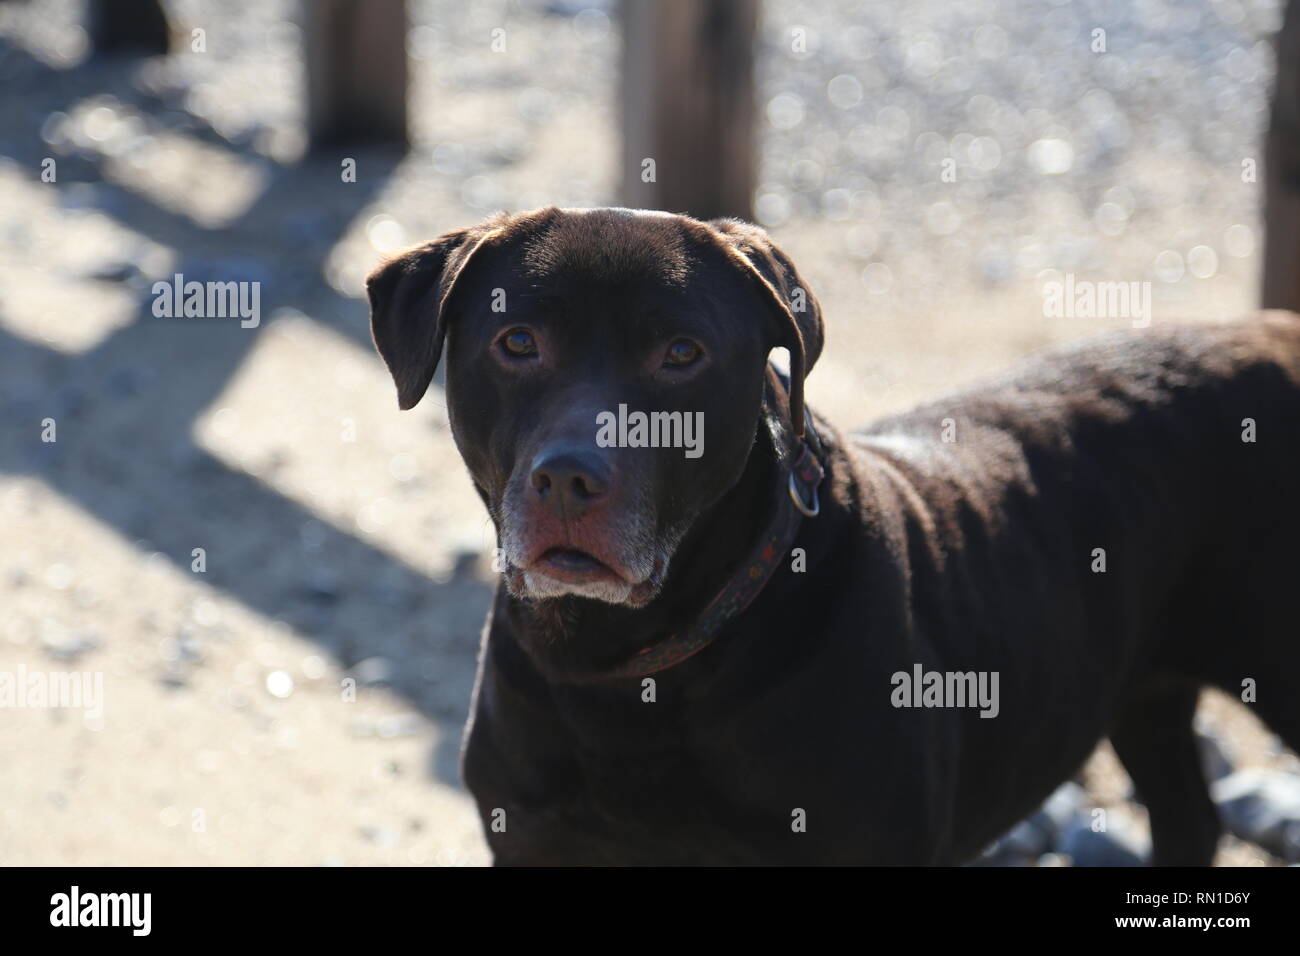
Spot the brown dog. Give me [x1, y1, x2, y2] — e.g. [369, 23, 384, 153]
[368, 206, 1300, 864]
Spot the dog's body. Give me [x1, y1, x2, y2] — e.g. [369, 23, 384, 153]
[367, 207, 1300, 865]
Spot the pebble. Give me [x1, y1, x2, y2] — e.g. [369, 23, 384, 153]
[301, 569, 342, 604]
[350, 656, 394, 687]
[1195, 718, 1236, 781]
[359, 825, 398, 847]
[974, 780, 1088, 865]
[1213, 769, 1300, 863]
[1058, 815, 1149, 867]
[39, 629, 102, 662]
[265, 670, 294, 699]
[84, 259, 141, 283]
[376, 714, 424, 738]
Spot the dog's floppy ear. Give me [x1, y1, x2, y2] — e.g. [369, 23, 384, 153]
[707, 219, 825, 438]
[365, 225, 496, 410]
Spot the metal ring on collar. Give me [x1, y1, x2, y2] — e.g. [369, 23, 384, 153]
[787, 472, 820, 518]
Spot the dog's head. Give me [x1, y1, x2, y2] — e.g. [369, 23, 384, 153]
[366, 207, 822, 607]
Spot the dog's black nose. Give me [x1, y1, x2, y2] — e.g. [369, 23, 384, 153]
[530, 447, 611, 517]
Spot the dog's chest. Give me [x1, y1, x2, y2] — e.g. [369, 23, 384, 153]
[482, 742, 768, 864]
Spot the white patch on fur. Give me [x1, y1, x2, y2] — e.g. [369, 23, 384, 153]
[520, 569, 635, 605]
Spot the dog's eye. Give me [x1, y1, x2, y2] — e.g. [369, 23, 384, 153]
[499, 328, 538, 358]
[663, 339, 702, 368]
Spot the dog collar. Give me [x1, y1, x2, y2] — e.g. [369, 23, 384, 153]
[586, 414, 825, 682]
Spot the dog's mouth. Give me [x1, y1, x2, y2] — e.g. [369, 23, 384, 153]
[497, 483, 677, 606]
[538, 547, 619, 581]
[504, 542, 668, 607]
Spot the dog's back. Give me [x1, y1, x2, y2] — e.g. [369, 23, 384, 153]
[854, 313, 1300, 860]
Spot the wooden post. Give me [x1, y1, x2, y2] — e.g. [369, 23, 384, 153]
[304, 0, 408, 149]
[1264, 0, 1300, 309]
[620, 0, 757, 221]
[88, 0, 169, 56]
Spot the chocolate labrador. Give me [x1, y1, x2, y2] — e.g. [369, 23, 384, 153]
[366, 206, 1300, 865]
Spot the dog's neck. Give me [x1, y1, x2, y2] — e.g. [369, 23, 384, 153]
[496, 380, 793, 683]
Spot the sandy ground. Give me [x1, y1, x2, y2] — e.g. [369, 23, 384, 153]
[0, 0, 1294, 865]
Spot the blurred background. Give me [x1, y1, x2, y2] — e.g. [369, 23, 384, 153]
[1, 0, 1297, 866]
